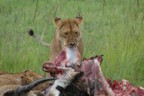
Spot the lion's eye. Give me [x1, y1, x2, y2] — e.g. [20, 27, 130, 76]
[75, 32, 78, 35]
[75, 32, 79, 36]
[65, 32, 69, 36]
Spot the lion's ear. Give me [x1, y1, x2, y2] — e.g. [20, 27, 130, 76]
[54, 17, 61, 27]
[75, 16, 83, 25]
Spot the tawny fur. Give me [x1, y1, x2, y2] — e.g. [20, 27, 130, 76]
[0, 70, 43, 86]
[0, 71, 8, 75]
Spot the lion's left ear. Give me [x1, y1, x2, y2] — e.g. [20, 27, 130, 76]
[75, 16, 83, 25]
[54, 17, 61, 27]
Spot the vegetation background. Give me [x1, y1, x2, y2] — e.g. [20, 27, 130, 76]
[0, 0, 144, 86]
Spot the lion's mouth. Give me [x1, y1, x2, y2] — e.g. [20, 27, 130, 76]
[69, 44, 76, 48]
[65, 44, 77, 48]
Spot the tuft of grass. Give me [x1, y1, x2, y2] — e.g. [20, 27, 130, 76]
[0, 0, 144, 86]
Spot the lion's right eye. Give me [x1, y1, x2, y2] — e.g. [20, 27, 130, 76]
[65, 32, 69, 36]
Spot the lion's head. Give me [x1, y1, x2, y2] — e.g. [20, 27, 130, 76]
[54, 16, 83, 48]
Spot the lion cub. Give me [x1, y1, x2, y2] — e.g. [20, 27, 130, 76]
[49, 16, 83, 61]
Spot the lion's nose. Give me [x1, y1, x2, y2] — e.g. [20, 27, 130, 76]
[70, 43, 75, 47]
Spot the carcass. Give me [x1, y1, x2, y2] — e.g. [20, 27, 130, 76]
[43, 47, 113, 96]
[43, 47, 144, 96]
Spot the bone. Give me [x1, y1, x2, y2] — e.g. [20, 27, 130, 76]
[93, 56, 115, 96]
[74, 55, 114, 96]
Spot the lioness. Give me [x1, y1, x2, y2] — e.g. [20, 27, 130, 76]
[29, 16, 83, 61]
[0, 70, 43, 86]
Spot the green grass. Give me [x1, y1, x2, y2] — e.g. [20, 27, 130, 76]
[0, 0, 144, 86]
